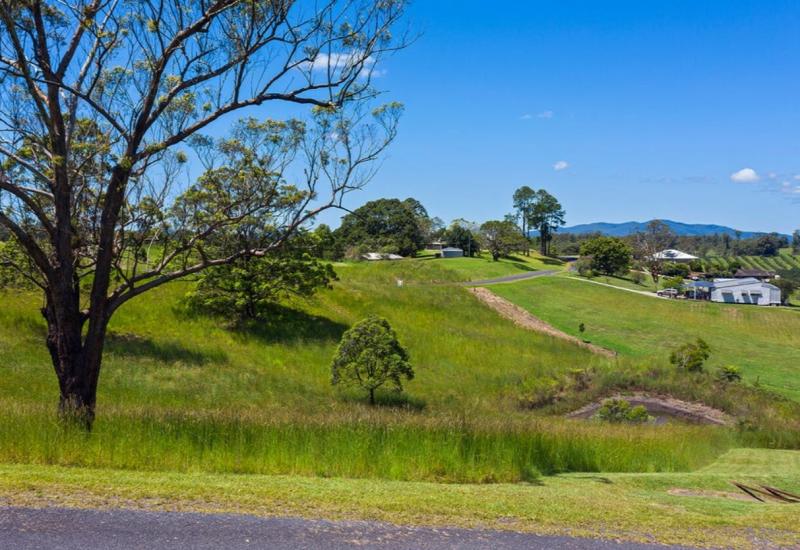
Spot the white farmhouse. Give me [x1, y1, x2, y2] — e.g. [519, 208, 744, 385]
[710, 278, 781, 306]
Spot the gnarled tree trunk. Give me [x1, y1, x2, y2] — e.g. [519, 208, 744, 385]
[42, 291, 108, 430]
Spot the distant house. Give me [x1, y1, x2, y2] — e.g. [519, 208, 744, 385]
[362, 252, 384, 261]
[709, 278, 781, 306]
[440, 247, 464, 258]
[427, 241, 445, 251]
[652, 249, 698, 263]
[733, 269, 776, 282]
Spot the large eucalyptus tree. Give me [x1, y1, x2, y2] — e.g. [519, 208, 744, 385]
[0, 0, 407, 427]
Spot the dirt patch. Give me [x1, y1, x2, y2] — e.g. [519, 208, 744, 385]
[567, 393, 733, 426]
[467, 287, 617, 358]
[667, 488, 753, 501]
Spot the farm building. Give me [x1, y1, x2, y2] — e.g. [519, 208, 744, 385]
[652, 249, 698, 263]
[709, 278, 781, 306]
[441, 247, 464, 258]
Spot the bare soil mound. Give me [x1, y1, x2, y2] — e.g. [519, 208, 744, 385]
[567, 393, 733, 425]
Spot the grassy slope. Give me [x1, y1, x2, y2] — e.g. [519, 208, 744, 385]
[424, 252, 563, 282]
[4, 260, 731, 481]
[0, 449, 798, 549]
[491, 276, 800, 400]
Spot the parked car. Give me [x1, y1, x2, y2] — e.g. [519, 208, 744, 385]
[657, 288, 679, 298]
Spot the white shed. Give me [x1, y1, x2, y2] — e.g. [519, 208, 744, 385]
[710, 278, 781, 306]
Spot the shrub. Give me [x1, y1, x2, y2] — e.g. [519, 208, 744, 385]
[629, 270, 646, 285]
[669, 338, 711, 373]
[661, 275, 685, 291]
[331, 315, 414, 405]
[596, 398, 651, 424]
[662, 262, 690, 277]
[575, 258, 594, 278]
[716, 365, 742, 384]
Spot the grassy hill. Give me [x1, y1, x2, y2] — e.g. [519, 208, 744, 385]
[5, 257, 733, 482]
[491, 275, 800, 400]
[2, 256, 800, 545]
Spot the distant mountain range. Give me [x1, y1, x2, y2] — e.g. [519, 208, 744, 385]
[557, 220, 782, 238]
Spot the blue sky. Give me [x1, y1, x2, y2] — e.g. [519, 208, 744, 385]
[318, 0, 800, 233]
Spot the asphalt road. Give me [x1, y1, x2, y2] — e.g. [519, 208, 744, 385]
[0, 506, 698, 550]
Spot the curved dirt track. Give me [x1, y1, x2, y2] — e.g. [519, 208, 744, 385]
[468, 287, 617, 358]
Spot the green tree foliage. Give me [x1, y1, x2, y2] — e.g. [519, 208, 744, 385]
[661, 275, 686, 291]
[0, 0, 406, 427]
[752, 233, 788, 256]
[528, 190, 565, 256]
[793, 230, 800, 254]
[579, 236, 632, 276]
[716, 365, 742, 384]
[480, 220, 525, 261]
[331, 315, 414, 405]
[670, 338, 711, 373]
[662, 262, 691, 277]
[773, 278, 797, 305]
[0, 238, 37, 289]
[632, 220, 676, 284]
[185, 234, 336, 323]
[512, 186, 537, 253]
[336, 198, 426, 257]
[596, 398, 651, 424]
[444, 222, 480, 257]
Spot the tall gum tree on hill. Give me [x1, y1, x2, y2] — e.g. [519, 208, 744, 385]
[0, 0, 407, 428]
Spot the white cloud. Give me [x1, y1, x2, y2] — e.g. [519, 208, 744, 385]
[553, 160, 569, 171]
[730, 167, 760, 183]
[302, 51, 378, 79]
[520, 114, 533, 120]
[537, 110, 554, 119]
[793, 174, 800, 181]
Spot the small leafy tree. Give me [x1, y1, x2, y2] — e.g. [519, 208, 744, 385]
[632, 220, 675, 284]
[185, 234, 336, 323]
[331, 315, 414, 405]
[480, 220, 524, 261]
[670, 338, 711, 373]
[629, 270, 646, 285]
[580, 236, 632, 276]
[773, 278, 797, 305]
[445, 222, 480, 257]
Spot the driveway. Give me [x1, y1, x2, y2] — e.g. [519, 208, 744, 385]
[0, 507, 698, 550]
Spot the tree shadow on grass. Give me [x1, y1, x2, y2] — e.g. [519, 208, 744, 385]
[105, 332, 227, 366]
[231, 303, 349, 345]
[341, 390, 427, 412]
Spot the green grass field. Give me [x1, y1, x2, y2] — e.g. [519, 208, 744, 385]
[2, 259, 728, 483]
[420, 251, 564, 281]
[1, 257, 799, 545]
[0, 448, 798, 548]
[491, 275, 800, 400]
